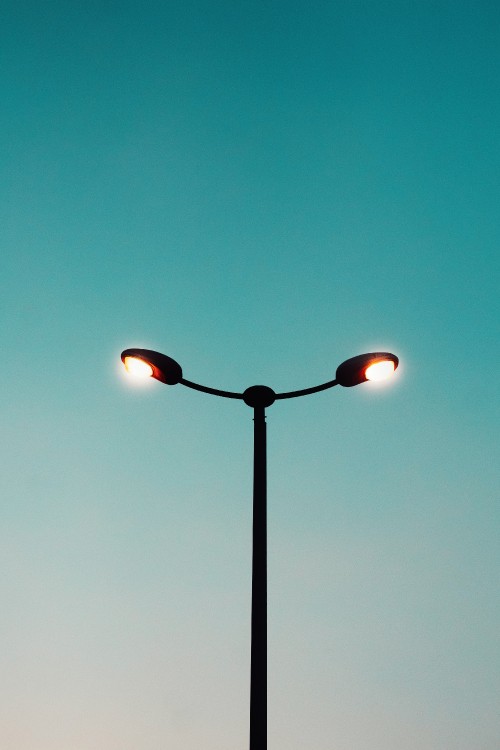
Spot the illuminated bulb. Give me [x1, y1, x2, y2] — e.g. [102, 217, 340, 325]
[365, 360, 395, 381]
[123, 356, 154, 378]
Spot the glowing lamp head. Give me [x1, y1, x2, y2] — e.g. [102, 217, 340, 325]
[336, 352, 398, 387]
[365, 359, 396, 381]
[123, 356, 154, 379]
[121, 348, 183, 385]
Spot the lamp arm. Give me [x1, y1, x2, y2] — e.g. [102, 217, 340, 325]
[180, 378, 244, 400]
[275, 378, 338, 400]
[180, 377, 339, 402]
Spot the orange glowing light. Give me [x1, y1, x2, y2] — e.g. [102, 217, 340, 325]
[123, 356, 154, 378]
[365, 359, 396, 381]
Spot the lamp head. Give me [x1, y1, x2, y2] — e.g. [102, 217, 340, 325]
[121, 348, 183, 385]
[336, 352, 398, 387]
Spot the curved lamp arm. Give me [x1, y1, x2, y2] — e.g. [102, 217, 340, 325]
[275, 378, 338, 400]
[180, 378, 244, 400]
[182, 377, 340, 403]
[180, 378, 340, 402]
[181, 376, 340, 405]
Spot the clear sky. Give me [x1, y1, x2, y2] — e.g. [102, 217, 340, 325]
[1, 1, 499, 748]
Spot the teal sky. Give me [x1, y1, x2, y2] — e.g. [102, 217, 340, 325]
[1, 1, 499, 748]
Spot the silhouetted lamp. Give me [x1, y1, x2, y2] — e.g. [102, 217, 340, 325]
[121, 348, 183, 385]
[336, 352, 399, 387]
[120, 344, 399, 750]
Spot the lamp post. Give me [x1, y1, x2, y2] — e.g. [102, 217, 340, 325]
[120, 348, 399, 750]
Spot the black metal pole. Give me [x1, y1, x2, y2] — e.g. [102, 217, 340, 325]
[250, 404, 267, 750]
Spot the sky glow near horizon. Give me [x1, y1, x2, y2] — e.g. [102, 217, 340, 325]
[1, 1, 499, 748]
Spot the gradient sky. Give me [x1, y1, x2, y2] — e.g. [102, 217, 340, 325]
[1, 2, 499, 748]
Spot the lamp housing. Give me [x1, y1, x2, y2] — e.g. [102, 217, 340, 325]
[336, 352, 398, 387]
[121, 348, 183, 385]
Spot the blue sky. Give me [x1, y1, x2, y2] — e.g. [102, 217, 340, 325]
[1, 2, 499, 748]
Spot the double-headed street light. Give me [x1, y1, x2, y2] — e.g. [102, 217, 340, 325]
[120, 347, 399, 749]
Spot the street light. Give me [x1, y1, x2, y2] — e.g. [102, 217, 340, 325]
[120, 347, 399, 749]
